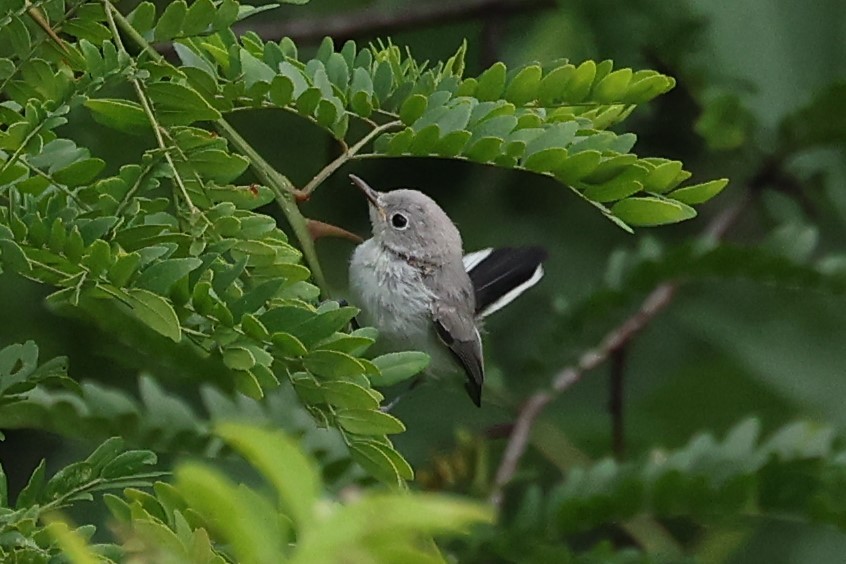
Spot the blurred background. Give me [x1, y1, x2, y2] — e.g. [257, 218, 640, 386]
[3, 0, 846, 561]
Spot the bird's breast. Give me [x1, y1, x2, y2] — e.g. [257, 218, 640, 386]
[349, 241, 436, 345]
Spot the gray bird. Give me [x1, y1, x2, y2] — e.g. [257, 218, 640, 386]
[348, 174, 546, 406]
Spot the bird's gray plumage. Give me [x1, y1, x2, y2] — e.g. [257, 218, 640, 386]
[348, 175, 485, 405]
[348, 174, 545, 406]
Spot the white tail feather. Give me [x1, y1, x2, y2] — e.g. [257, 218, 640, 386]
[462, 248, 493, 272]
[477, 263, 544, 318]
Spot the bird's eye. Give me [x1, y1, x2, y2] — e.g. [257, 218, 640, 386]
[391, 213, 408, 229]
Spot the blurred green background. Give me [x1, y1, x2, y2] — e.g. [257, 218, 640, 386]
[3, 0, 846, 560]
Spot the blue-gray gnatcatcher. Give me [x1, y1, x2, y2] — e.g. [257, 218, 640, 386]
[348, 174, 546, 406]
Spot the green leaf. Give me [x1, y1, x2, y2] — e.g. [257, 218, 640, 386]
[241, 314, 270, 341]
[336, 408, 405, 435]
[409, 124, 440, 155]
[539, 64, 575, 105]
[269, 75, 294, 106]
[294, 493, 493, 561]
[154, 0, 188, 41]
[370, 352, 430, 386]
[271, 332, 308, 357]
[565, 60, 596, 103]
[584, 179, 644, 203]
[315, 332, 374, 356]
[357, 439, 413, 481]
[182, 0, 216, 36]
[127, 2, 156, 34]
[125, 288, 182, 342]
[349, 440, 403, 486]
[85, 437, 127, 474]
[372, 60, 393, 102]
[669, 178, 729, 205]
[624, 74, 675, 104]
[643, 160, 685, 193]
[234, 370, 263, 399]
[187, 149, 249, 183]
[53, 158, 106, 187]
[174, 463, 285, 562]
[304, 350, 365, 379]
[523, 147, 569, 173]
[464, 136, 503, 162]
[213, 0, 239, 29]
[325, 52, 350, 91]
[291, 306, 359, 347]
[216, 422, 319, 527]
[322, 381, 380, 410]
[592, 68, 632, 103]
[16, 459, 46, 508]
[505, 65, 542, 105]
[135, 258, 202, 295]
[476, 62, 507, 101]
[223, 346, 256, 371]
[45, 462, 95, 499]
[399, 94, 427, 125]
[101, 450, 157, 479]
[147, 81, 221, 125]
[208, 183, 274, 209]
[240, 50, 276, 89]
[84, 99, 149, 134]
[556, 150, 602, 182]
[611, 197, 697, 227]
[0, 462, 6, 506]
[0, 239, 32, 274]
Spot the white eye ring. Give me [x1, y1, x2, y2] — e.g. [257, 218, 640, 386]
[391, 213, 408, 230]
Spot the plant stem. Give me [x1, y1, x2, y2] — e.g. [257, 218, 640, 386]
[104, 2, 198, 215]
[215, 120, 330, 296]
[110, 5, 330, 297]
[299, 120, 402, 196]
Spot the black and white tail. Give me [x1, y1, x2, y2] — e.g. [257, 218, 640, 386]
[463, 246, 547, 318]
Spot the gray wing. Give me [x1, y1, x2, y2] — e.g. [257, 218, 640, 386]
[432, 302, 485, 407]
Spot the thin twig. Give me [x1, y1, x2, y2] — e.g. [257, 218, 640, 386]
[104, 1, 198, 215]
[299, 120, 402, 197]
[489, 197, 749, 508]
[25, 0, 69, 54]
[110, 6, 331, 297]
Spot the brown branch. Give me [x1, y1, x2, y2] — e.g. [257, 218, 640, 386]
[489, 197, 749, 508]
[231, 0, 556, 44]
[306, 219, 363, 243]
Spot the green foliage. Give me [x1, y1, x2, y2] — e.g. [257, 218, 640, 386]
[564, 235, 846, 331]
[164, 29, 725, 228]
[0, 340, 73, 412]
[546, 419, 846, 532]
[454, 419, 846, 562]
[0, 0, 718, 496]
[2, 0, 845, 562]
[0, 435, 162, 562]
[105, 422, 491, 563]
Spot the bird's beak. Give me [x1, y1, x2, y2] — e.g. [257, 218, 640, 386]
[349, 174, 386, 220]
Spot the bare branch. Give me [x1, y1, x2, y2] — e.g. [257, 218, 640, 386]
[489, 196, 750, 508]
